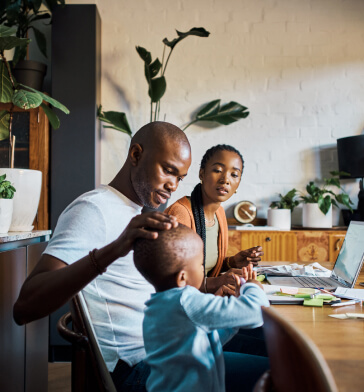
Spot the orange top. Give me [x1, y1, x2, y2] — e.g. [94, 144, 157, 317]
[165, 196, 228, 277]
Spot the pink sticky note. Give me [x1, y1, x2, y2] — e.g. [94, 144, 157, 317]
[280, 287, 299, 295]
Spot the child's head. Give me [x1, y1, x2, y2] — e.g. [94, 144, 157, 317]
[133, 224, 204, 292]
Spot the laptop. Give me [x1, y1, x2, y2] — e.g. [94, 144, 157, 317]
[266, 221, 364, 290]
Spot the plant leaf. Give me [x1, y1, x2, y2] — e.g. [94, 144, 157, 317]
[18, 84, 70, 114]
[0, 25, 30, 51]
[97, 107, 132, 136]
[148, 76, 166, 103]
[0, 61, 13, 103]
[195, 100, 249, 125]
[0, 110, 10, 140]
[31, 26, 47, 58]
[147, 58, 162, 79]
[12, 89, 43, 109]
[318, 195, 332, 215]
[136, 46, 152, 65]
[163, 27, 210, 49]
[40, 102, 60, 129]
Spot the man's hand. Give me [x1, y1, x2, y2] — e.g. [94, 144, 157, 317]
[114, 212, 178, 257]
[229, 246, 264, 268]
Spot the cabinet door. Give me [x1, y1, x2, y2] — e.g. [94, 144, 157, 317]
[26, 242, 49, 392]
[228, 231, 297, 261]
[0, 247, 26, 392]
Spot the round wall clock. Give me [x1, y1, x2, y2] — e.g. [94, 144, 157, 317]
[234, 201, 257, 224]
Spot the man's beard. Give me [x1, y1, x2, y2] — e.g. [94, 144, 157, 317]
[132, 172, 156, 209]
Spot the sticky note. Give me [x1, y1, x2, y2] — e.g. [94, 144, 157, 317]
[298, 288, 316, 295]
[295, 294, 313, 299]
[303, 298, 323, 307]
[316, 294, 335, 300]
[280, 287, 298, 295]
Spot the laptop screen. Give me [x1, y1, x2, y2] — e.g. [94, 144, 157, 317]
[333, 221, 364, 286]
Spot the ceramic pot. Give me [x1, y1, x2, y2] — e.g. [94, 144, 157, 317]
[267, 208, 291, 230]
[0, 198, 13, 234]
[302, 203, 332, 228]
[0, 169, 42, 231]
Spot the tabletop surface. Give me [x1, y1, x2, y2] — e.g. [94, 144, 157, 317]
[263, 261, 364, 392]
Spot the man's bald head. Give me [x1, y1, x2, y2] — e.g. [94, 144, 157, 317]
[130, 121, 190, 153]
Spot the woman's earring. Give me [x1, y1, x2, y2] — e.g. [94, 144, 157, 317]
[200, 180, 203, 184]
[235, 190, 238, 193]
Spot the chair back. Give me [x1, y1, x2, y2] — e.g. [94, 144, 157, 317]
[57, 293, 117, 392]
[257, 306, 338, 392]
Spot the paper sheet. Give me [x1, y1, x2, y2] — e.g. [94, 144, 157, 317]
[256, 262, 331, 278]
[334, 287, 364, 301]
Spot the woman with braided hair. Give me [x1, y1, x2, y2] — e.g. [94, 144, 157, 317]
[165, 144, 264, 295]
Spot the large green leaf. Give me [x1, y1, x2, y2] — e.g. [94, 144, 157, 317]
[40, 102, 60, 129]
[97, 106, 132, 136]
[163, 27, 210, 49]
[12, 89, 43, 109]
[0, 25, 16, 38]
[318, 195, 332, 215]
[148, 76, 166, 103]
[146, 58, 162, 80]
[0, 61, 13, 103]
[0, 110, 10, 140]
[18, 84, 70, 114]
[195, 100, 249, 125]
[335, 193, 353, 212]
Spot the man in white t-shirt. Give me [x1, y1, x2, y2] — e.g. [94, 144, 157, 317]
[13, 121, 192, 390]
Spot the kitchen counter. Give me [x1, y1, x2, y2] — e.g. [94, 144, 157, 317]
[0, 230, 51, 243]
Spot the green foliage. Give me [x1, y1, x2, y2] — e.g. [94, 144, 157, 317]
[0, 0, 65, 63]
[0, 25, 69, 140]
[270, 188, 299, 212]
[97, 106, 131, 136]
[0, 173, 16, 199]
[300, 171, 354, 215]
[98, 27, 250, 135]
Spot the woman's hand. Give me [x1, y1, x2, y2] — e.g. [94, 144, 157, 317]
[206, 268, 243, 294]
[228, 246, 264, 268]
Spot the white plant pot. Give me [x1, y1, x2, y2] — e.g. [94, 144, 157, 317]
[0, 198, 13, 234]
[0, 169, 42, 232]
[267, 208, 291, 230]
[302, 203, 332, 228]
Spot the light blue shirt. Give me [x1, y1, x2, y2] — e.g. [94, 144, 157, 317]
[143, 284, 270, 392]
[44, 185, 154, 371]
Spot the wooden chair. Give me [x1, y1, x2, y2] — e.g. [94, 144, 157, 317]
[254, 307, 338, 392]
[57, 293, 117, 392]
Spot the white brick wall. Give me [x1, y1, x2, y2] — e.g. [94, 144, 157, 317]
[67, 0, 364, 224]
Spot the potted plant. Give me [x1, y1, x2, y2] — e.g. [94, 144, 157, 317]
[0, 173, 16, 233]
[0, 0, 65, 90]
[300, 171, 354, 228]
[0, 25, 69, 231]
[97, 27, 250, 136]
[268, 188, 299, 230]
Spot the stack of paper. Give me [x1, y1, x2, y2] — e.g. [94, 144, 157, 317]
[334, 287, 364, 301]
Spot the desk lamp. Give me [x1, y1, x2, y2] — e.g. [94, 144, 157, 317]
[337, 135, 364, 222]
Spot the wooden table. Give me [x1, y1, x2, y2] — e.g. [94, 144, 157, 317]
[264, 261, 364, 392]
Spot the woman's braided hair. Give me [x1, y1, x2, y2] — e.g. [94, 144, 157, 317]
[191, 145, 244, 272]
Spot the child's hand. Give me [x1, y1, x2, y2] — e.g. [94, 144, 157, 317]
[242, 264, 264, 289]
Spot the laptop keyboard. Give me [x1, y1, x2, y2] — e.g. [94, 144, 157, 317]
[293, 276, 337, 288]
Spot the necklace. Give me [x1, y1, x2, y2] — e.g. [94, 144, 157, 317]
[205, 217, 215, 226]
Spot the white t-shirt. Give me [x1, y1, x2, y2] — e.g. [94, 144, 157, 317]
[44, 185, 154, 371]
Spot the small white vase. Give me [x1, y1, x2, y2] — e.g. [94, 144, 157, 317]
[302, 203, 332, 228]
[267, 208, 291, 230]
[0, 198, 13, 234]
[0, 169, 42, 232]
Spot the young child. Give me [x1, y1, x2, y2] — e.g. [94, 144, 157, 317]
[133, 224, 270, 392]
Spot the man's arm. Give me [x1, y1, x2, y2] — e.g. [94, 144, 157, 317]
[13, 212, 178, 325]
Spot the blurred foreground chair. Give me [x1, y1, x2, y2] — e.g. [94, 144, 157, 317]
[254, 307, 338, 392]
[57, 293, 117, 392]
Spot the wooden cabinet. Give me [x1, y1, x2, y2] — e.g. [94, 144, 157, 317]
[0, 232, 50, 392]
[228, 229, 346, 263]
